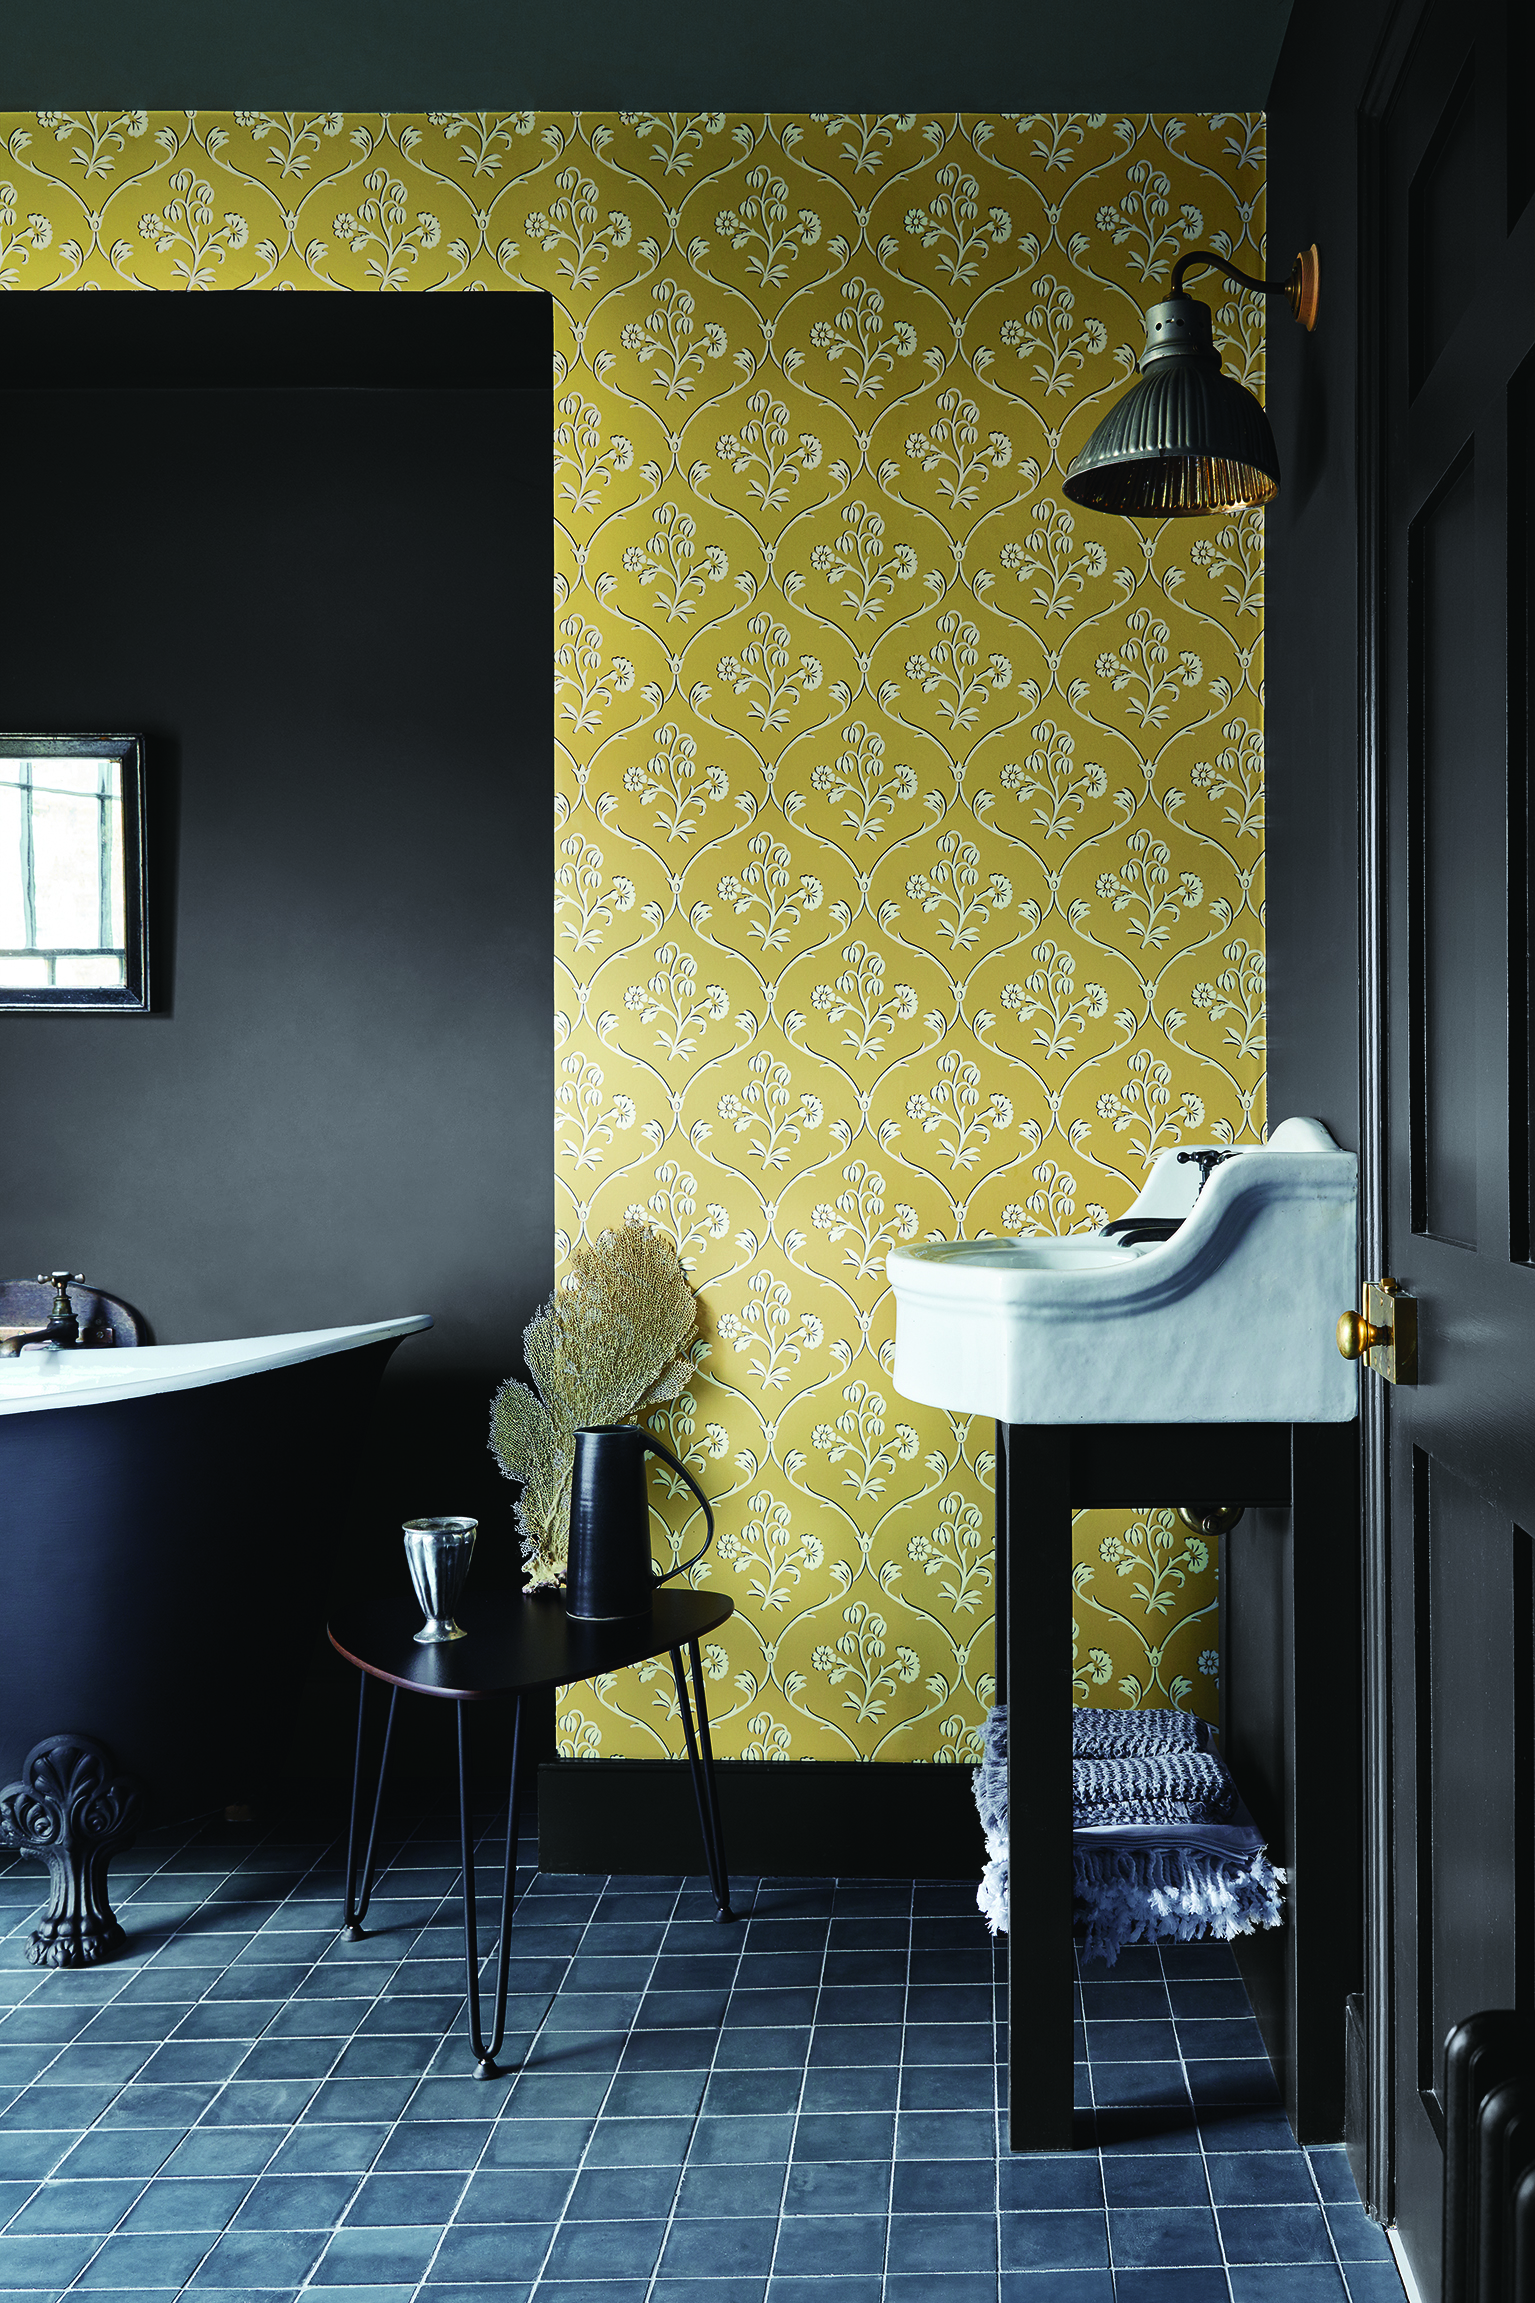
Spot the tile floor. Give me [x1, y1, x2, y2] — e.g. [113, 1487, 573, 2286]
[0, 1812, 1404, 2302]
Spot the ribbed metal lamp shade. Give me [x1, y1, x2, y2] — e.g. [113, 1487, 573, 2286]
[1062, 291, 1280, 518]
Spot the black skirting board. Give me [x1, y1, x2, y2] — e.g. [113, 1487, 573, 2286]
[538, 1758, 986, 1881]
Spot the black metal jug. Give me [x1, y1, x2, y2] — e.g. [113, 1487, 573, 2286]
[565, 1424, 716, 1621]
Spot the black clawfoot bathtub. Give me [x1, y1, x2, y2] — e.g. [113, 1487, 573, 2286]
[0, 1318, 431, 1822]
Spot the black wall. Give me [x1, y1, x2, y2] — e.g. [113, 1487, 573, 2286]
[0, 0, 1293, 111]
[0, 296, 553, 1578]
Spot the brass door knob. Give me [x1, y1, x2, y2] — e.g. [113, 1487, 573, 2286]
[1337, 1309, 1388, 1360]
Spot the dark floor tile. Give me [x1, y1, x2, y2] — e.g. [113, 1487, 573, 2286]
[674, 2160, 785, 2219]
[1325, 2202, 1394, 2262]
[617, 2029, 717, 2073]
[892, 2158, 993, 2213]
[481, 2119, 594, 2169]
[1306, 2146, 1360, 2203]
[799, 2066, 898, 2113]
[687, 2116, 794, 2167]
[9, 2175, 144, 2232]
[266, 2123, 389, 2174]
[780, 2161, 888, 2215]
[722, 1992, 819, 2030]
[1110, 2204, 1223, 2267]
[894, 2110, 994, 2160]
[766, 2279, 880, 2303]
[1198, 2108, 1299, 2156]
[1080, 1982, 1171, 2021]
[999, 2209, 1109, 2271]
[806, 2023, 902, 2068]
[116, 2174, 252, 2231]
[565, 2163, 679, 2221]
[660, 2216, 778, 2276]
[1339, 2265, 1410, 2302]
[179, 2225, 327, 2286]
[455, 2165, 574, 2223]
[1228, 2272, 1350, 2302]
[1087, 2018, 1180, 2060]
[1090, 2061, 1191, 2109]
[542, 2216, 668, 2279]
[995, 2154, 1102, 2211]
[582, 2117, 695, 2168]
[898, 2064, 995, 2111]
[1084, 1949, 1166, 1982]
[886, 2210, 995, 2274]
[651, 2281, 766, 2303]
[885, 2277, 999, 2303]
[0, 2132, 94, 2180]
[1218, 2204, 1335, 2264]
[710, 2029, 808, 2072]
[702, 2069, 802, 2118]
[499, 2073, 609, 2123]
[1179, 2016, 1269, 2059]
[1209, 2152, 1319, 2206]
[158, 2131, 281, 2179]
[345, 2171, 463, 2225]
[902, 2024, 993, 2069]
[599, 2071, 706, 2120]
[791, 2111, 893, 2162]
[310, 2223, 446, 2283]
[1102, 2154, 1210, 2207]
[1168, 1978, 1256, 2019]
[999, 2274, 1115, 2303]
[426, 2221, 556, 2281]
[75, 2229, 215, 2286]
[231, 2172, 360, 2230]
[771, 2212, 887, 2275]
[1112, 2272, 1231, 2303]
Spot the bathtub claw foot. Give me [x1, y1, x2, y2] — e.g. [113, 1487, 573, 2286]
[0, 1734, 140, 1967]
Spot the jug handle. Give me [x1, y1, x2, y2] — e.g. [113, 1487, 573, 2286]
[642, 1435, 716, 1584]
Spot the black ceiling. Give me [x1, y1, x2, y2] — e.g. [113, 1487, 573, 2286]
[3, 0, 1294, 112]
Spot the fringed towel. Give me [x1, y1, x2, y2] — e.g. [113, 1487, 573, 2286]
[972, 1704, 1286, 1965]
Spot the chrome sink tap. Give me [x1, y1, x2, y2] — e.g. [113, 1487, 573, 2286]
[0, 1272, 85, 1357]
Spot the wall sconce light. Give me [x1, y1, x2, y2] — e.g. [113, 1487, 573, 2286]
[1061, 244, 1320, 518]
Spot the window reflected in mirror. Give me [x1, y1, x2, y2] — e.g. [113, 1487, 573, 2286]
[0, 736, 147, 1011]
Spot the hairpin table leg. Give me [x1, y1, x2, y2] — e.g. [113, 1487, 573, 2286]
[673, 1643, 734, 1922]
[342, 1675, 396, 1942]
[458, 1698, 525, 2079]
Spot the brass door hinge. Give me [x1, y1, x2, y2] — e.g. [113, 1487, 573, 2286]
[1336, 1276, 1418, 1385]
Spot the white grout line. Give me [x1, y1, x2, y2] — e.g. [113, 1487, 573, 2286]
[766, 1875, 834, 2295]
[404, 1815, 547, 2303]
[887, 1876, 913, 2303]
[636, 1868, 754, 2303]
[484, 1851, 667, 2302]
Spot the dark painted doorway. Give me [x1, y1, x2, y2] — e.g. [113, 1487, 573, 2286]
[1363, 0, 1535, 2285]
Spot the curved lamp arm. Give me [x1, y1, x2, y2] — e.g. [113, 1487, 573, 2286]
[1171, 243, 1320, 332]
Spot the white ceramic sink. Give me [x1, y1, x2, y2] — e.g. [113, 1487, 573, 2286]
[888, 1117, 1358, 1424]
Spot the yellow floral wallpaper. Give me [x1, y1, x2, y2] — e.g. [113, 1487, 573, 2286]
[2, 108, 1265, 1762]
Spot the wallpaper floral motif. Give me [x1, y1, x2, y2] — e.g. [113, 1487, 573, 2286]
[2, 109, 1265, 1762]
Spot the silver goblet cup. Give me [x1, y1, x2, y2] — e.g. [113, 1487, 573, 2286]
[402, 1517, 477, 1644]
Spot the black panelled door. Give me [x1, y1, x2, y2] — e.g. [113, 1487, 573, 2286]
[1368, 0, 1535, 2282]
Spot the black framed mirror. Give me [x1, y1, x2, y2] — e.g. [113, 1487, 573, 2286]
[0, 734, 148, 1013]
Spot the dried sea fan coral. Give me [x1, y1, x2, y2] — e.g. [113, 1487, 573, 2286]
[489, 1221, 700, 1587]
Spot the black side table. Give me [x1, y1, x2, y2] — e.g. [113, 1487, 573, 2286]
[328, 1586, 735, 2079]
